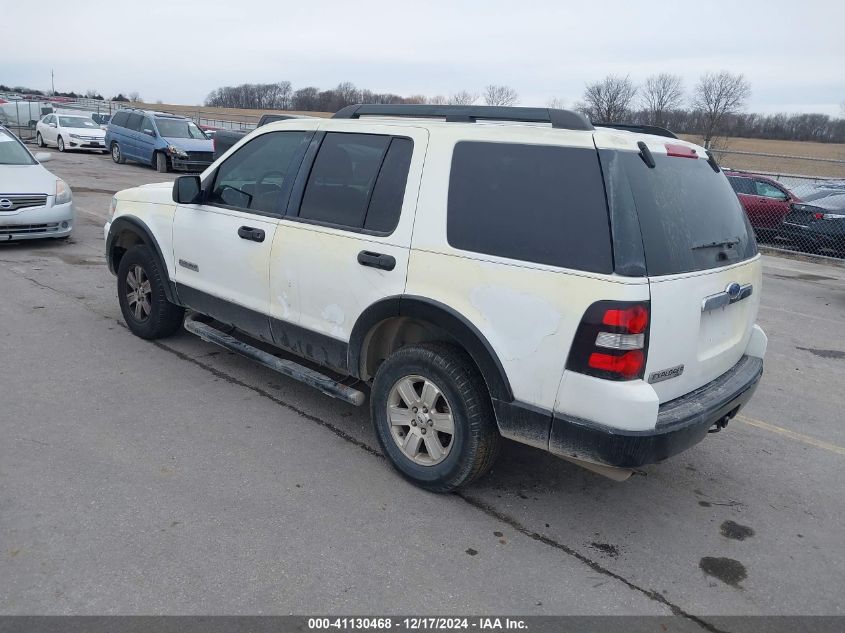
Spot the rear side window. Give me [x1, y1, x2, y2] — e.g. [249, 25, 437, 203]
[297, 132, 413, 233]
[111, 111, 129, 128]
[601, 151, 757, 276]
[727, 176, 755, 195]
[447, 142, 612, 273]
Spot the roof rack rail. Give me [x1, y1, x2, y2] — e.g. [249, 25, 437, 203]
[333, 104, 594, 131]
[593, 122, 678, 139]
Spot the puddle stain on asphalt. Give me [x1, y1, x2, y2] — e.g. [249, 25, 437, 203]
[699, 557, 747, 587]
[465, 548, 478, 556]
[590, 542, 620, 558]
[773, 273, 835, 282]
[720, 520, 755, 541]
[796, 346, 845, 360]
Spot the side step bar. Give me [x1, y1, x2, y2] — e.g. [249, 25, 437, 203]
[183, 314, 366, 406]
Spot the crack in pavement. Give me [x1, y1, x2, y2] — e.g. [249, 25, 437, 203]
[8, 267, 725, 632]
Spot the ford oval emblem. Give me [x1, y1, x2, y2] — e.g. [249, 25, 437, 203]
[726, 282, 742, 299]
[0, 198, 12, 210]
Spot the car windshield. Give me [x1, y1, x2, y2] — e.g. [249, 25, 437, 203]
[59, 116, 98, 129]
[0, 129, 36, 165]
[155, 118, 207, 139]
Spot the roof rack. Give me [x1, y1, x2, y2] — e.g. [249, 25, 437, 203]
[593, 122, 678, 139]
[333, 104, 594, 131]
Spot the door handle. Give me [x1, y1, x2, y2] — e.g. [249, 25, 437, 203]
[357, 250, 396, 271]
[238, 226, 265, 242]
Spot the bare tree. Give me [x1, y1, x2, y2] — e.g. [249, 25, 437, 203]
[692, 71, 751, 148]
[128, 91, 142, 102]
[640, 73, 684, 127]
[483, 84, 519, 106]
[547, 97, 567, 109]
[448, 90, 479, 105]
[428, 95, 448, 105]
[580, 75, 637, 122]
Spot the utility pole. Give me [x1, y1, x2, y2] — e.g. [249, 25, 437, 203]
[51, 69, 55, 95]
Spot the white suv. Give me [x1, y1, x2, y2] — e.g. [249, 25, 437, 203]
[104, 105, 767, 491]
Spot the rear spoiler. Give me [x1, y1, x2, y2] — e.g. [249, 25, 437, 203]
[594, 122, 678, 139]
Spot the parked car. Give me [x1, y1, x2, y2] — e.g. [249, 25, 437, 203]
[91, 113, 111, 129]
[725, 170, 800, 236]
[105, 108, 213, 173]
[36, 113, 107, 153]
[212, 113, 307, 159]
[104, 104, 766, 491]
[0, 125, 74, 241]
[799, 180, 845, 203]
[780, 195, 845, 254]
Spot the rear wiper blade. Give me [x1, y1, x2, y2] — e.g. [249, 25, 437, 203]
[691, 238, 740, 251]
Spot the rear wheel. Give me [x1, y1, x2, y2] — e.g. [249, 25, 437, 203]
[155, 152, 169, 173]
[36, 132, 45, 147]
[111, 142, 125, 164]
[371, 343, 500, 492]
[57, 136, 65, 152]
[117, 245, 184, 339]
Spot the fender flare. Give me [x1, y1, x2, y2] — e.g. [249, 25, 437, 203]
[348, 295, 513, 401]
[106, 215, 180, 305]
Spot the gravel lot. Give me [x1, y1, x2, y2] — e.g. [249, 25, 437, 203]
[2, 148, 844, 623]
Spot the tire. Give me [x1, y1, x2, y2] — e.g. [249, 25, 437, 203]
[36, 132, 45, 148]
[371, 342, 501, 492]
[57, 136, 65, 152]
[111, 142, 125, 164]
[155, 152, 169, 173]
[117, 245, 184, 340]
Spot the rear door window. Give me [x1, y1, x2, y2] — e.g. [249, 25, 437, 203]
[600, 151, 758, 276]
[111, 111, 129, 128]
[125, 113, 143, 132]
[447, 141, 612, 273]
[727, 176, 755, 195]
[296, 132, 412, 234]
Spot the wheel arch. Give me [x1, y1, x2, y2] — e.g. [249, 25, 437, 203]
[106, 215, 179, 304]
[349, 296, 513, 402]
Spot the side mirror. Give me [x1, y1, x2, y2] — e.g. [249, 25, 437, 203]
[143, 128, 156, 137]
[173, 175, 202, 204]
[35, 152, 51, 163]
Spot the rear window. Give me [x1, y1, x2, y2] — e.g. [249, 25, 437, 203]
[600, 151, 757, 277]
[447, 142, 612, 273]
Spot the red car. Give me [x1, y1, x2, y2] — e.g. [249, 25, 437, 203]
[725, 171, 800, 235]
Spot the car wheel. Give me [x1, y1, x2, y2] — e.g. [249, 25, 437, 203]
[111, 142, 125, 164]
[371, 342, 501, 492]
[155, 152, 169, 173]
[57, 136, 65, 152]
[36, 132, 45, 148]
[117, 245, 185, 340]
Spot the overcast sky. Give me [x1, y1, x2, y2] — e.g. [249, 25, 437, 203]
[3, 0, 844, 116]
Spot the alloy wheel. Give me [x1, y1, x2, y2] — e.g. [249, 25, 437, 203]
[125, 264, 152, 322]
[387, 375, 455, 466]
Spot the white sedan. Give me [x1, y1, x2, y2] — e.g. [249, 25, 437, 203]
[0, 126, 74, 241]
[35, 113, 107, 153]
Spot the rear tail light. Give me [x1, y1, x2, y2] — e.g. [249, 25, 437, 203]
[566, 301, 650, 381]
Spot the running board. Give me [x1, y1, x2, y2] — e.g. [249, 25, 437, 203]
[183, 314, 366, 406]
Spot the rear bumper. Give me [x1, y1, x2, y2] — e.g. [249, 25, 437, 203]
[493, 355, 763, 469]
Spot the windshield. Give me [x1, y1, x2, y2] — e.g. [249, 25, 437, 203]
[0, 129, 36, 165]
[600, 150, 758, 276]
[154, 118, 207, 140]
[59, 116, 99, 129]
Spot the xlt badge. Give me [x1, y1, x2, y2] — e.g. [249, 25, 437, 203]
[649, 364, 685, 384]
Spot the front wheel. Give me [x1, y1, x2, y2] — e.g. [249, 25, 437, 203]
[117, 245, 184, 339]
[371, 343, 500, 492]
[155, 152, 169, 173]
[57, 136, 65, 152]
[36, 132, 45, 148]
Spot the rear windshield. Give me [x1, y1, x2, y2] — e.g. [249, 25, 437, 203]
[600, 150, 758, 276]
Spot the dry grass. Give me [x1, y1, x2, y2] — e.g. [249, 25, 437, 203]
[679, 135, 845, 179]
